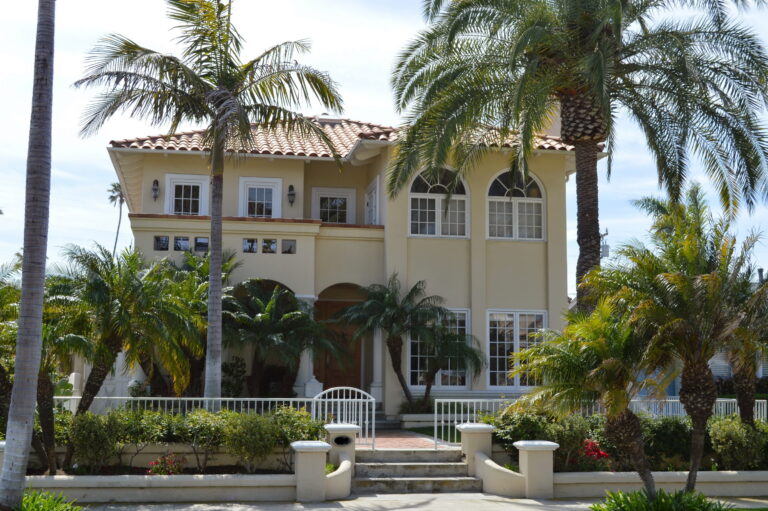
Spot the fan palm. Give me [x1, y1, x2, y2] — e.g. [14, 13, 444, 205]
[337, 274, 446, 404]
[107, 182, 125, 258]
[74, 0, 343, 399]
[223, 279, 339, 397]
[586, 186, 757, 491]
[390, 0, 768, 305]
[512, 300, 662, 498]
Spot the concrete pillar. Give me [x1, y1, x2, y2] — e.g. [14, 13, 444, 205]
[457, 423, 495, 476]
[369, 328, 384, 402]
[325, 424, 360, 467]
[294, 295, 324, 397]
[291, 440, 331, 502]
[514, 440, 559, 499]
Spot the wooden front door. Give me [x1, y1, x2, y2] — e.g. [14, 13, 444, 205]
[314, 301, 362, 389]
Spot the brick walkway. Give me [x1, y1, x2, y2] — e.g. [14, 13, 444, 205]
[359, 429, 454, 449]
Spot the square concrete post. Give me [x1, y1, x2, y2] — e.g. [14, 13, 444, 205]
[325, 424, 360, 467]
[513, 440, 559, 498]
[291, 440, 331, 502]
[456, 423, 495, 476]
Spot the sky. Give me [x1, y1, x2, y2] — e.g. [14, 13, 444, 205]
[0, 0, 767, 297]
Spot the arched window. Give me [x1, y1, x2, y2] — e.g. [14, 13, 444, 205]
[409, 169, 468, 237]
[487, 171, 544, 240]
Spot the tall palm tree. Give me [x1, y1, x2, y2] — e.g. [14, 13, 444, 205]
[75, 0, 343, 399]
[107, 182, 125, 258]
[390, 0, 768, 305]
[0, 0, 56, 506]
[223, 279, 339, 397]
[337, 274, 447, 405]
[586, 186, 757, 491]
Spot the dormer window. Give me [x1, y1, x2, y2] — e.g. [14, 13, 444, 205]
[487, 171, 544, 240]
[409, 169, 468, 237]
[164, 174, 209, 216]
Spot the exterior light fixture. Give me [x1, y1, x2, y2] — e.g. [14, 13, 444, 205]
[287, 185, 296, 206]
[151, 179, 160, 201]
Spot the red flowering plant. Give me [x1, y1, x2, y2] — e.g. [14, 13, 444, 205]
[147, 452, 186, 475]
[577, 439, 611, 471]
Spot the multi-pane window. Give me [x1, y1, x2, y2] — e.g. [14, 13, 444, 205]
[173, 184, 200, 215]
[409, 169, 468, 237]
[173, 236, 190, 251]
[247, 186, 273, 218]
[488, 311, 546, 387]
[409, 310, 469, 388]
[487, 172, 544, 240]
[319, 197, 348, 223]
[243, 239, 258, 253]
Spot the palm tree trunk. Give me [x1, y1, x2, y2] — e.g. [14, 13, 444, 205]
[248, 352, 264, 398]
[0, 0, 55, 507]
[386, 335, 413, 403]
[422, 367, 440, 410]
[573, 140, 601, 309]
[605, 409, 655, 499]
[679, 361, 717, 492]
[36, 372, 57, 475]
[729, 351, 757, 426]
[204, 139, 224, 401]
[112, 200, 123, 258]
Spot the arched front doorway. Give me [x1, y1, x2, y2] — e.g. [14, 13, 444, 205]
[314, 283, 368, 390]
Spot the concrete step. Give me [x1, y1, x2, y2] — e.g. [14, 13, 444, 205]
[356, 462, 468, 478]
[356, 449, 463, 463]
[353, 476, 482, 494]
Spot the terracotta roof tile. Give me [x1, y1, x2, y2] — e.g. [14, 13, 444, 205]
[109, 117, 575, 157]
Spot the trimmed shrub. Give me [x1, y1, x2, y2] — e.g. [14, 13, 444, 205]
[641, 415, 691, 470]
[547, 415, 592, 470]
[482, 412, 551, 460]
[15, 492, 81, 511]
[70, 413, 120, 472]
[270, 406, 325, 470]
[222, 412, 279, 473]
[177, 409, 226, 472]
[591, 490, 730, 511]
[708, 416, 767, 470]
[112, 409, 165, 466]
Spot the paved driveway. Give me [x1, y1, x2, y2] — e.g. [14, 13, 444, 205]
[88, 493, 768, 511]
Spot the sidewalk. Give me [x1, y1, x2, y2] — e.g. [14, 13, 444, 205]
[87, 493, 768, 511]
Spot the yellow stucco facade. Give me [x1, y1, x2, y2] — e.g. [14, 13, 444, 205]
[110, 129, 574, 417]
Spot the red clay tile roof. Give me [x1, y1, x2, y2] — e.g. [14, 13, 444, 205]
[109, 117, 575, 157]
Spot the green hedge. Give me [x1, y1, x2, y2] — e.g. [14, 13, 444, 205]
[62, 406, 323, 474]
[482, 411, 768, 472]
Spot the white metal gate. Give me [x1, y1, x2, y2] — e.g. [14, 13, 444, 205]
[312, 387, 376, 449]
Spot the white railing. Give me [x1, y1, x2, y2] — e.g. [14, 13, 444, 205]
[433, 397, 768, 448]
[312, 387, 376, 449]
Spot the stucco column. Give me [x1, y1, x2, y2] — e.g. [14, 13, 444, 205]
[294, 295, 323, 397]
[292, 440, 331, 502]
[369, 328, 384, 402]
[514, 440, 559, 498]
[457, 423, 495, 476]
[325, 423, 360, 467]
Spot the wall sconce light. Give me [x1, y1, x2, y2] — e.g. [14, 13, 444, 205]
[287, 185, 296, 206]
[151, 179, 160, 201]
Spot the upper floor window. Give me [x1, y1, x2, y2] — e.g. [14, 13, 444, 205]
[312, 187, 356, 224]
[487, 171, 544, 240]
[239, 178, 282, 218]
[409, 169, 468, 237]
[165, 174, 209, 216]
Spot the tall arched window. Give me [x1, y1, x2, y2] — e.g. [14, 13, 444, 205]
[409, 169, 468, 237]
[487, 171, 544, 240]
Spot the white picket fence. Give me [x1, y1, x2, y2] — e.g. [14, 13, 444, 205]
[433, 397, 768, 448]
[53, 386, 376, 448]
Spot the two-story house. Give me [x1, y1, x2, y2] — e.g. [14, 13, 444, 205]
[107, 117, 576, 417]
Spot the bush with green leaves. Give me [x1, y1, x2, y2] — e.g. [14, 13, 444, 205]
[112, 409, 165, 466]
[222, 411, 279, 473]
[641, 415, 691, 470]
[270, 406, 324, 470]
[482, 411, 552, 461]
[177, 409, 226, 472]
[15, 492, 82, 511]
[590, 490, 730, 511]
[547, 415, 592, 470]
[708, 416, 767, 470]
[222, 356, 246, 398]
[70, 412, 120, 472]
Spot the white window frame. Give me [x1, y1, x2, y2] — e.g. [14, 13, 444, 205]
[407, 308, 471, 391]
[239, 177, 282, 218]
[165, 174, 209, 216]
[486, 170, 546, 241]
[407, 172, 470, 239]
[365, 176, 380, 225]
[311, 187, 356, 224]
[486, 309, 548, 390]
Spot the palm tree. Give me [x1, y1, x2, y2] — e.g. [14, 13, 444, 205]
[223, 279, 339, 397]
[107, 182, 125, 258]
[390, 0, 768, 305]
[337, 274, 446, 405]
[586, 186, 757, 491]
[513, 300, 661, 498]
[1, 0, 56, 506]
[75, 0, 343, 399]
